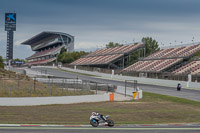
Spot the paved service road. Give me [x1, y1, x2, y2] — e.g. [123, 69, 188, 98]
[0, 126, 200, 133]
[31, 67, 200, 101]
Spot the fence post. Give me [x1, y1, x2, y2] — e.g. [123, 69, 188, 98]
[76, 76, 78, 92]
[74, 78, 76, 94]
[15, 78, 17, 90]
[34, 77, 36, 92]
[134, 80, 137, 92]
[51, 78, 53, 96]
[10, 86, 12, 97]
[107, 84, 108, 93]
[62, 79, 64, 93]
[48, 77, 52, 96]
[82, 80, 84, 94]
[96, 82, 98, 94]
[30, 86, 32, 97]
[65, 79, 68, 96]
[17, 78, 20, 90]
[125, 80, 127, 97]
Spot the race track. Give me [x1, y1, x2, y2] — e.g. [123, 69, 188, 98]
[0, 125, 200, 133]
[31, 67, 200, 101]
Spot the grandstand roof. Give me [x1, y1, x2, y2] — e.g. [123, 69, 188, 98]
[143, 44, 200, 60]
[21, 31, 74, 45]
[71, 43, 144, 66]
[85, 43, 144, 57]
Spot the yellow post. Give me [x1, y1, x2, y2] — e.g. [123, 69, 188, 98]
[133, 92, 137, 99]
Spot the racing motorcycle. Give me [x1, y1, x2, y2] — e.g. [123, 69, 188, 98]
[90, 114, 114, 127]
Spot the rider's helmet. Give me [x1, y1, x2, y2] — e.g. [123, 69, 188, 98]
[92, 112, 97, 116]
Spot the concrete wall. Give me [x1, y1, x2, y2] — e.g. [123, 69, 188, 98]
[0, 93, 109, 106]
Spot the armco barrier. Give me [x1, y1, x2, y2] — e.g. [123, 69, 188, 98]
[0, 93, 109, 106]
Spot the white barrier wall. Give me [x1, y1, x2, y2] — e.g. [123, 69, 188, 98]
[0, 93, 109, 106]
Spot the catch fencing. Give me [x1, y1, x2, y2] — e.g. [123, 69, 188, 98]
[0, 76, 116, 97]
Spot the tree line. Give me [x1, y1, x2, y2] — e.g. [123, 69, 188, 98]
[57, 48, 89, 64]
[0, 56, 4, 69]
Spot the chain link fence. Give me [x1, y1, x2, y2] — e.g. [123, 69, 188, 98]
[0, 76, 116, 97]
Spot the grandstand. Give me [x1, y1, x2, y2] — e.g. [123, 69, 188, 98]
[172, 60, 200, 75]
[21, 31, 74, 65]
[123, 43, 200, 75]
[70, 43, 145, 69]
[144, 43, 200, 60]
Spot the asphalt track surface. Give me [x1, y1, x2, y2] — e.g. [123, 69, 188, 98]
[1, 125, 200, 133]
[31, 67, 200, 101]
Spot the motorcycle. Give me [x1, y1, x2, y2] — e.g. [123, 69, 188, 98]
[90, 114, 114, 127]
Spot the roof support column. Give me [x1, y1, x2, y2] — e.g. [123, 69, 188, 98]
[122, 54, 125, 69]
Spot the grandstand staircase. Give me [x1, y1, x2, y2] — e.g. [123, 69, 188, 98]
[108, 63, 120, 69]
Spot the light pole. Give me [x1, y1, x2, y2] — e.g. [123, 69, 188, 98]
[192, 37, 194, 44]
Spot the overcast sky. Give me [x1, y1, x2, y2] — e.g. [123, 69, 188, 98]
[1, 0, 200, 59]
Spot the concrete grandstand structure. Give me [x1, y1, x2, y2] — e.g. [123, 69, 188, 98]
[21, 31, 74, 65]
[70, 43, 145, 69]
[172, 60, 200, 75]
[123, 43, 200, 76]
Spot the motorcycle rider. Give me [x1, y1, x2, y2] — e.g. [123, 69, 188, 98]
[92, 112, 106, 121]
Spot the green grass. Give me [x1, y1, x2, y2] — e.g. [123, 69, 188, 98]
[140, 92, 200, 107]
[0, 92, 200, 124]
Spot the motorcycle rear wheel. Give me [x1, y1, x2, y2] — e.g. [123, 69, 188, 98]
[107, 119, 114, 127]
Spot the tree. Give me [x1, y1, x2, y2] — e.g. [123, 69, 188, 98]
[57, 50, 89, 64]
[128, 51, 139, 66]
[106, 42, 123, 48]
[0, 56, 4, 69]
[60, 47, 66, 54]
[142, 37, 160, 57]
[12, 58, 26, 63]
[126, 37, 159, 66]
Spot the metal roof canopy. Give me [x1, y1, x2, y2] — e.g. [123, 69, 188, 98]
[21, 31, 74, 45]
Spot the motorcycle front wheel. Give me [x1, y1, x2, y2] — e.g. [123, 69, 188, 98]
[107, 119, 114, 127]
[90, 119, 99, 127]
